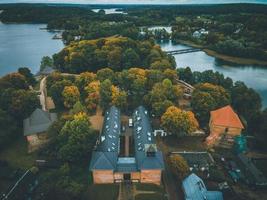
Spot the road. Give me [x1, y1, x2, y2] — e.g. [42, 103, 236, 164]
[39, 76, 47, 111]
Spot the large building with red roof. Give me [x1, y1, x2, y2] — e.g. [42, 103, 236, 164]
[206, 105, 244, 148]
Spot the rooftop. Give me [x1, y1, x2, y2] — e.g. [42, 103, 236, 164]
[210, 105, 244, 129]
[182, 173, 223, 200]
[23, 108, 57, 136]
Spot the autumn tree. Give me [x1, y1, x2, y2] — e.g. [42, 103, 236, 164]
[57, 112, 97, 162]
[85, 81, 100, 112]
[62, 86, 80, 108]
[161, 106, 199, 136]
[168, 154, 190, 180]
[75, 72, 96, 93]
[111, 85, 127, 110]
[48, 79, 72, 108]
[0, 72, 28, 91]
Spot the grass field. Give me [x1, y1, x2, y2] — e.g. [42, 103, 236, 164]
[0, 136, 37, 169]
[85, 184, 119, 200]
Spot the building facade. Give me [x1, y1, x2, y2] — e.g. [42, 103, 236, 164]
[206, 105, 244, 148]
[89, 106, 164, 185]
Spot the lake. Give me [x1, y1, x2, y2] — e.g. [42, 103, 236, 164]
[0, 23, 64, 76]
[159, 40, 267, 108]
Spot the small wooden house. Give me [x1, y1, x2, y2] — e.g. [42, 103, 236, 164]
[23, 108, 57, 152]
[206, 105, 244, 148]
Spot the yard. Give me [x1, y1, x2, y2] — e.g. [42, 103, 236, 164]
[85, 184, 120, 200]
[0, 136, 37, 169]
[134, 183, 167, 200]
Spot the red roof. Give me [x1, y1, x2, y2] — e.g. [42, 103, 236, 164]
[210, 105, 244, 129]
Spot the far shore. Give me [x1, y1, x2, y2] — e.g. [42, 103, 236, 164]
[176, 40, 267, 66]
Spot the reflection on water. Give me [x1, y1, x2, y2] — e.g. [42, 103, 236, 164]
[0, 23, 64, 76]
[159, 40, 267, 108]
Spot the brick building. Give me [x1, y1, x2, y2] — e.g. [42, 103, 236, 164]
[206, 105, 244, 148]
[89, 106, 164, 185]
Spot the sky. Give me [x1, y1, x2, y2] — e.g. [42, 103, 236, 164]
[0, 0, 267, 5]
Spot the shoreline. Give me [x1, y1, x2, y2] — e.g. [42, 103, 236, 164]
[176, 40, 267, 66]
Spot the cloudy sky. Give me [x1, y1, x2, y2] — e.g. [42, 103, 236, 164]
[0, 0, 266, 4]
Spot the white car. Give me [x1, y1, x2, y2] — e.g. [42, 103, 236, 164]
[128, 118, 133, 127]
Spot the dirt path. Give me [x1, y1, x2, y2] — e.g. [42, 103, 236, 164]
[89, 106, 104, 131]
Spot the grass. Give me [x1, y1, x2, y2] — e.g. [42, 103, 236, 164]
[253, 159, 267, 177]
[135, 193, 167, 200]
[159, 135, 206, 153]
[0, 136, 37, 170]
[85, 184, 119, 200]
[135, 183, 164, 193]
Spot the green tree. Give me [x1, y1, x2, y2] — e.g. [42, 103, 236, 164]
[70, 101, 87, 115]
[40, 56, 54, 71]
[122, 48, 140, 69]
[58, 112, 97, 162]
[99, 79, 112, 109]
[9, 89, 40, 119]
[96, 68, 114, 82]
[18, 67, 36, 86]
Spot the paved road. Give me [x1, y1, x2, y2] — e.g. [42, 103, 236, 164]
[118, 182, 134, 200]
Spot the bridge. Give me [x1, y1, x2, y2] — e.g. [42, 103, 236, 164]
[165, 48, 203, 55]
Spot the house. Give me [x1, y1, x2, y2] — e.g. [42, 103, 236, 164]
[193, 28, 209, 38]
[89, 106, 164, 185]
[182, 173, 223, 200]
[206, 105, 244, 148]
[23, 108, 57, 152]
[172, 152, 215, 172]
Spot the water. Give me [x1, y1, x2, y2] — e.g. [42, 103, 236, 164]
[0, 23, 64, 76]
[159, 40, 267, 108]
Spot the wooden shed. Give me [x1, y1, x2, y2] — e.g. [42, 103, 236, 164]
[206, 105, 244, 148]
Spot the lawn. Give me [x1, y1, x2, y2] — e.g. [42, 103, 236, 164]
[135, 193, 168, 200]
[159, 135, 206, 153]
[253, 159, 267, 177]
[135, 183, 165, 193]
[0, 136, 37, 170]
[85, 184, 119, 200]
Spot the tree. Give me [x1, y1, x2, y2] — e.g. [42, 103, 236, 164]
[150, 59, 173, 71]
[168, 154, 190, 180]
[231, 81, 261, 123]
[0, 72, 28, 91]
[48, 79, 72, 108]
[107, 47, 122, 70]
[161, 106, 199, 136]
[0, 109, 18, 149]
[85, 81, 100, 112]
[58, 112, 97, 162]
[18, 67, 36, 86]
[111, 86, 127, 110]
[122, 48, 140, 69]
[145, 79, 183, 116]
[40, 56, 54, 71]
[75, 72, 96, 93]
[8, 89, 40, 119]
[191, 83, 231, 126]
[62, 86, 80, 108]
[96, 68, 114, 82]
[177, 67, 194, 84]
[99, 79, 112, 109]
[70, 101, 87, 115]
